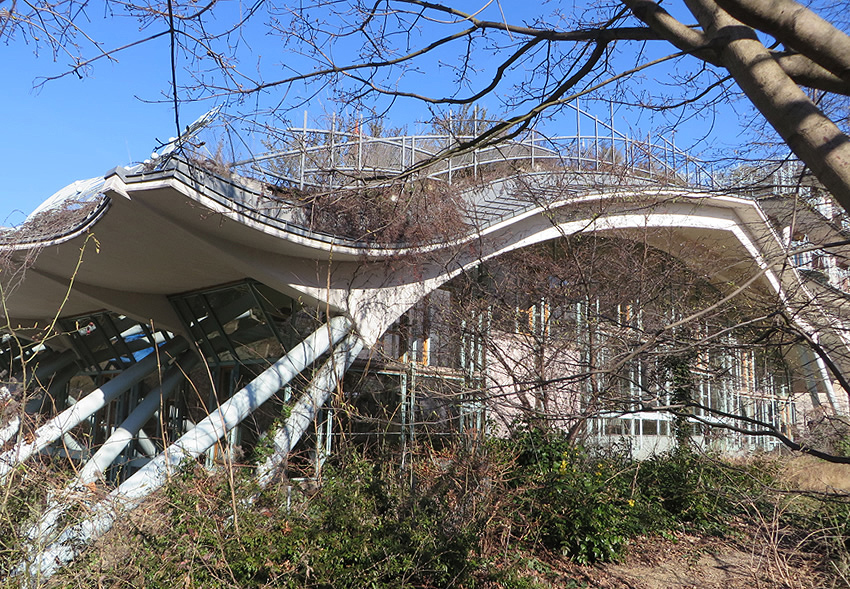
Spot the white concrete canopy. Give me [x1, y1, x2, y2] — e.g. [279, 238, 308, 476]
[3, 160, 847, 375]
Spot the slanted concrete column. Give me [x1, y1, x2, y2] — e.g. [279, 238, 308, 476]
[25, 350, 199, 547]
[256, 331, 364, 487]
[0, 336, 189, 482]
[23, 316, 353, 582]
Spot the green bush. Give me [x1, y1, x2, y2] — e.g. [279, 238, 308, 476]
[0, 463, 61, 577]
[639, 447, 780, 534]
[50, 429, 790, 585]
[69, 448, 489, 588]
[636, 447, 723, 529]
[299, 456, 482, 588]
[502, 425, 776, 564]
[505, 427, 668, 564]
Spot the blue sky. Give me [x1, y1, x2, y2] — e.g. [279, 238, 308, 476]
[0, 2, 757, 226]
[0, 22, 185, 225]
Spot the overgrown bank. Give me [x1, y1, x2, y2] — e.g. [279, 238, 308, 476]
[9, 428, 850, 588]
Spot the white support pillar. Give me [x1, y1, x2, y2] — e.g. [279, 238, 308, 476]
[0, 382, 20, 446]
[0, 336, 189, 482]
[0, 416, 20, 446]
[815, 353, 842, 414]
[135, 429, 159, 458]
[22, 317, 352, 582]
[256, 331, 364, 487]
[24, 351, 199, 547]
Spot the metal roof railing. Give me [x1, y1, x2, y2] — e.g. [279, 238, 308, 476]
[230, 102, 716, 190]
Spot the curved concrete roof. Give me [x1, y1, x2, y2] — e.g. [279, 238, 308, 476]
[0, 157, 845, 357]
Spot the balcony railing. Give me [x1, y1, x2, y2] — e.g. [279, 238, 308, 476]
[230, 102, 717, 190]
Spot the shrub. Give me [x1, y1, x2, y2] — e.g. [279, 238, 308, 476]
[636, 447, 724, 530]
[47, 429, 790, 585]
[64, 447, 490, 588]
[504, 427, 668, 564]
[501, 425, 779, 564]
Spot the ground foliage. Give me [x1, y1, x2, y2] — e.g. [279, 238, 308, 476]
[0, 465, 52, 579]
[24, 428, 850, 588]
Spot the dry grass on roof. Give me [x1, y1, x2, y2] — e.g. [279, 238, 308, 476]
[0, 198, 104, 246]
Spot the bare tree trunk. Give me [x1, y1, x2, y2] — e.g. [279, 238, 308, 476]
[682, 0, 850, 214]
[715, 0, 850, 83]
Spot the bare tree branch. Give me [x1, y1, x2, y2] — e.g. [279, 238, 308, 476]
[682, 403, 850, 464]
[716, 0, 850, 83]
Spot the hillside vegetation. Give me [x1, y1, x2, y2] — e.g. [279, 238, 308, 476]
[3, 426, 848, 588]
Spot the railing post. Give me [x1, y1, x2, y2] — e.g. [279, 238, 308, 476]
[330, 112, 336, 188]
[448, 111, 453, 185]
[671, 132, 676, 182]
[358, 112, 363, 182]
[610, 100, 615, 167]
[576, 98, 582, 169]
[531, 125, 536, 170]
[595, 118, 599, 171]
[300, 110, 307, 190]
[473, 105, 479, 179]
